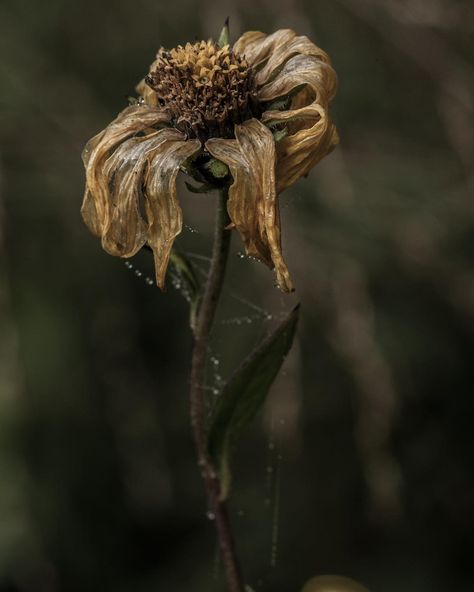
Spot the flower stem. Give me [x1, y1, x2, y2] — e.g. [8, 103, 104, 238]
[189, 188, 244, 592]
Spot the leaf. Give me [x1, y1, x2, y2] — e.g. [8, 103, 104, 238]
[169, 250, 202, 333]
[208, 305, 300, 499]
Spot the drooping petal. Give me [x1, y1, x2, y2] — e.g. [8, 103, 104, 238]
[258, 54, 338, 193]
[272, 114, 338, 193]
[99, 131, 164, 258]
[206, 119, 293, 292]
[81, 104, 170, 237]
[144, 134, 201, 289]
[234, 29, 330, 87]
[259, 53, 337, 106]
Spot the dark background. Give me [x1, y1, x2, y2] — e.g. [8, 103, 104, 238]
[1, 1, 473, 591]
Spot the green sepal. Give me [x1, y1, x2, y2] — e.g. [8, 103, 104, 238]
[273, 129, 288, 142]
[218, 17, 230, 48]
[208, 305, 300, 500]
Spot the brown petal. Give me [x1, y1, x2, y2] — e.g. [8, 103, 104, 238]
[234, 29, 330, 87]
[259, 54, 337, 106]
[99, 131, 164, 258]
[206, 119, 293, 292]
[81, 104, 170, 238]
[144, 134, 201, 289]
[274, 117, 338, 193]
[259, 54, 338, 193]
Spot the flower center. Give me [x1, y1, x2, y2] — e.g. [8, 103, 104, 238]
[145, 41, 259, 141]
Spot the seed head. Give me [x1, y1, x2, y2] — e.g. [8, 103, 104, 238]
[145, 41, 259, 141]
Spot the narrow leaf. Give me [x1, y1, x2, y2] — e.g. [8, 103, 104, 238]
[208, 305, 300, 499]
[169, 250, 202, 333]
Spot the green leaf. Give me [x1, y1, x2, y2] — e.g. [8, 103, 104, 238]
[169, 250, 202, 333]
[208, 305, 300, 500]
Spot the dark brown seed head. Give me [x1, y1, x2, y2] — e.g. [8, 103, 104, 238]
[145, 40, 259, 141]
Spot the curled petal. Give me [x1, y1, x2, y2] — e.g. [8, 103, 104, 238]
[272, 114, 338, 193]
[259, 54, 337, 106]
[144, 135, 201, 289]
[206, 119, 293, 292]
[81, 104, 170, 237]
[234, 29, 330, 87]
[259, 54, 338, 193]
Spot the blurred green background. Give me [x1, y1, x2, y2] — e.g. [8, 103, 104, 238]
[1, 0, 473, 591]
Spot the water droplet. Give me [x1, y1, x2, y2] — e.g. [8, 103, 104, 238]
[185, 224, 198, 234]
[206, 511, 215, 521]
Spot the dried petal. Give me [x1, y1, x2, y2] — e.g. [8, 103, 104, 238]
[144, 135, 201, 288]
[258, 54, 338, 193]
[206, 119, 293, 292]
[259, 54, 337, 106]
[234, 29, 330, 86]
[81, 104, 170, 237]
[100, 132, 163, 258]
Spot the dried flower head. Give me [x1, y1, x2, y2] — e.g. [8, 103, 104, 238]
[82, 28, 338, 292]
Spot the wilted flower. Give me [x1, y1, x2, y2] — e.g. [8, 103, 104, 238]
[81, 29, 338, 292]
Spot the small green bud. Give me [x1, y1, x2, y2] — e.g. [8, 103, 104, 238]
[204, 158, 229, 179]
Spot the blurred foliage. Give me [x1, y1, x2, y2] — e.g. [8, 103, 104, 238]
[0, 1, 473, 591]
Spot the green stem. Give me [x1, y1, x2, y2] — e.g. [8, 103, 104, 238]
[189, 189, 244, 592]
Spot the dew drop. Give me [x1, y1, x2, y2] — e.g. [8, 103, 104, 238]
[206, 511, 216, 521]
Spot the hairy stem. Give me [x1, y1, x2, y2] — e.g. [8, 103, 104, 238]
[189, 188, 244, 592]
